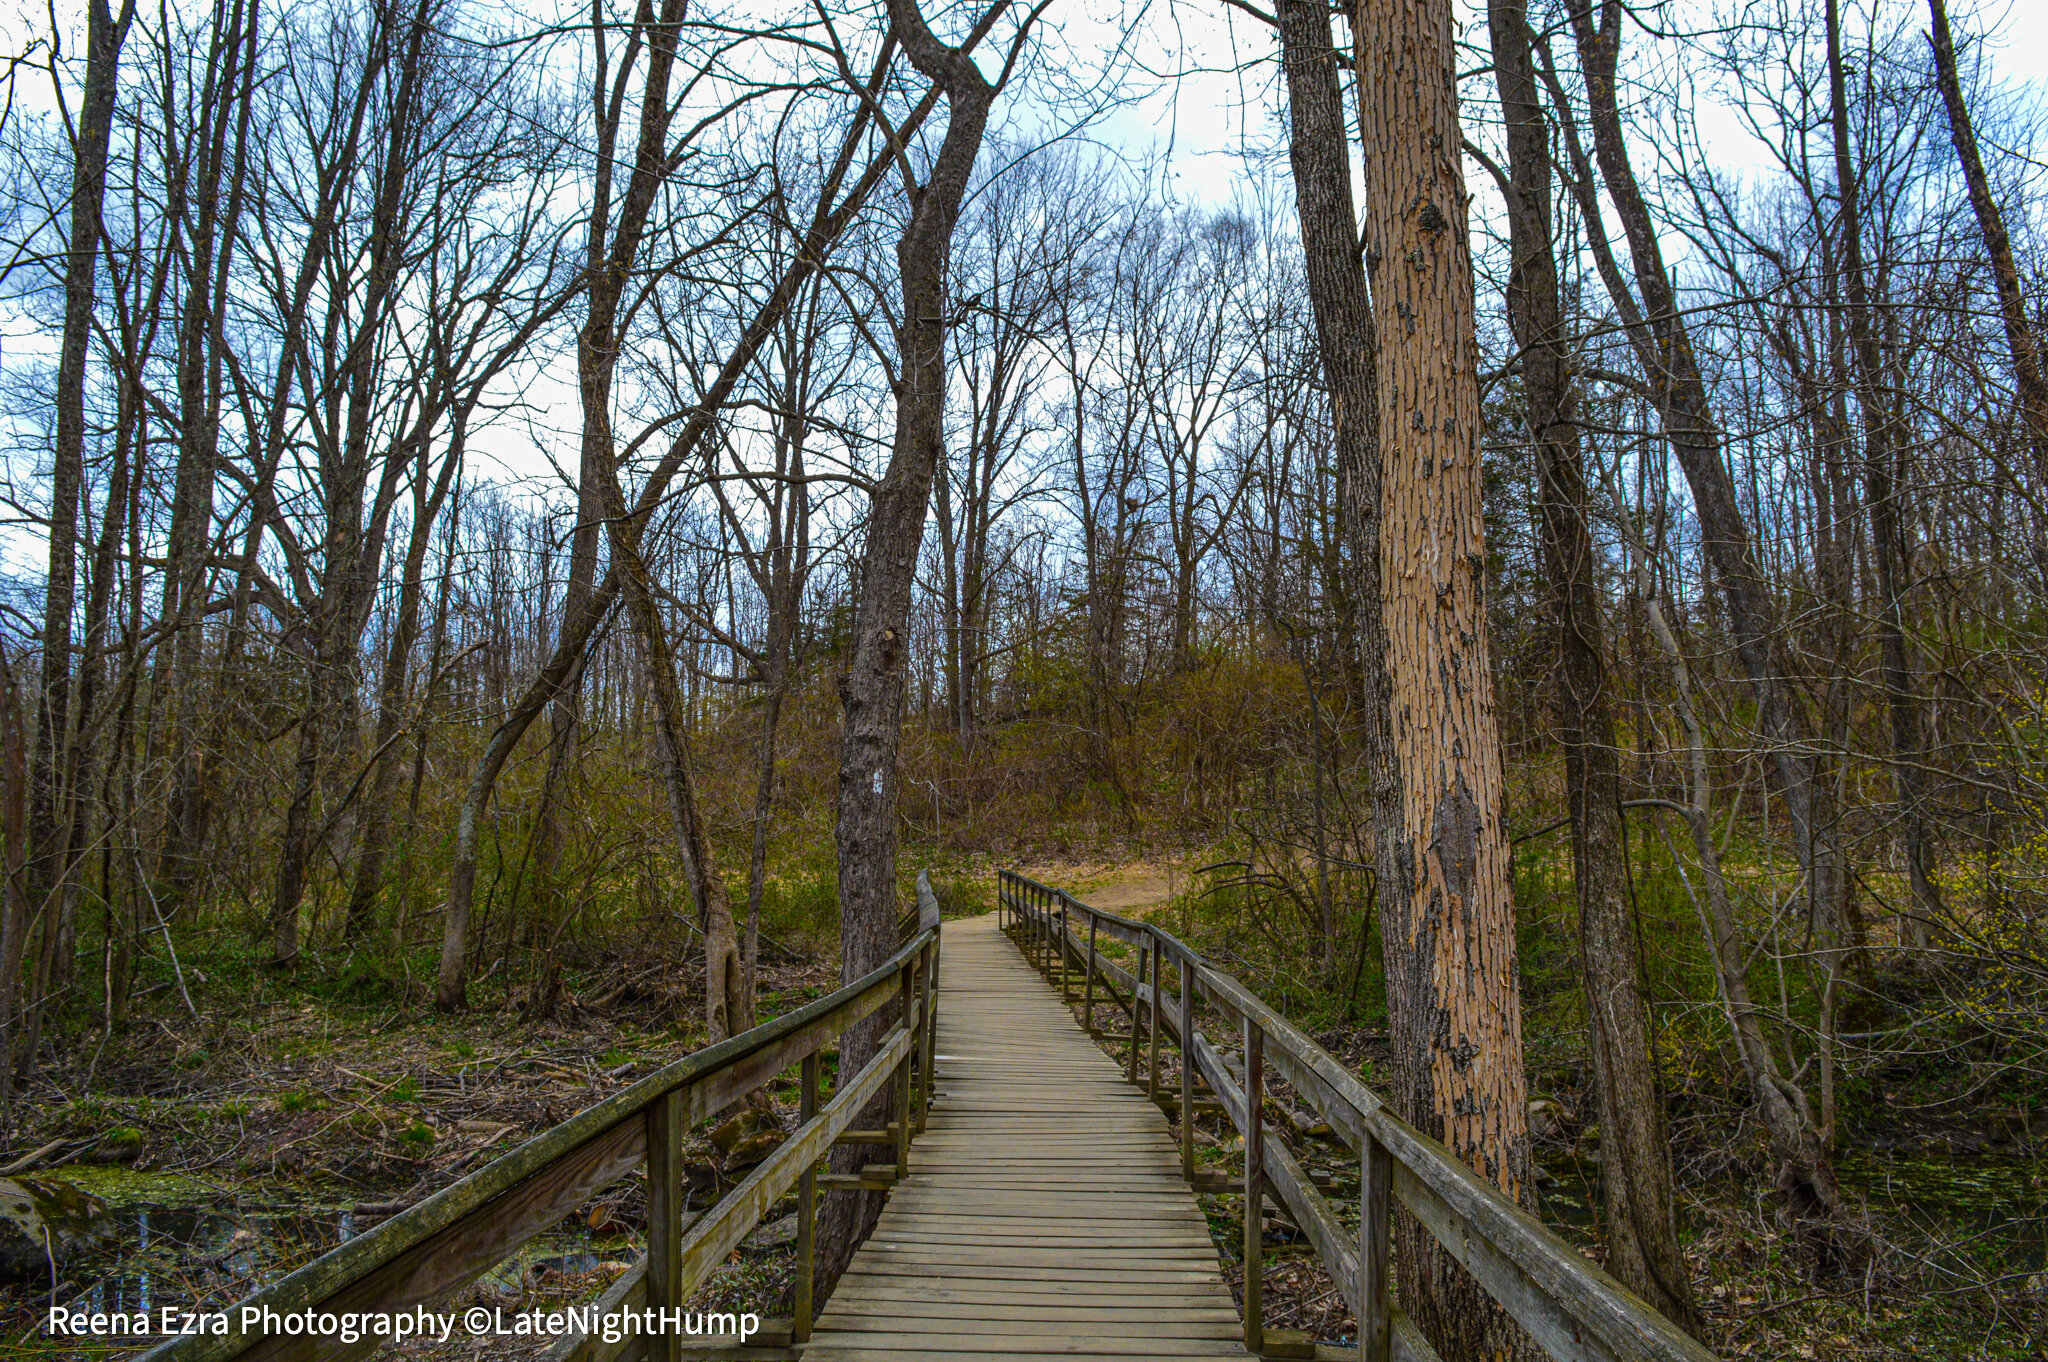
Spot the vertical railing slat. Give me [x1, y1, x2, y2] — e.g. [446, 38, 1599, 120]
[1147, 941, 1163, 1102]
[1127, 943, 1146, 1082]
[644, 1089, 686, 1362]
[1361, 1131, 1392, 1362]
[793, 1052, 819, 1345]
[1059, 898, 1072, 1001]
[1083, 912, 1098, 1031]
[896, 960, 915, 1182]
[918, 938, 938, 1134]
[1243, 1017, 1264, 1356]
[1178, 953, 1195, 1181]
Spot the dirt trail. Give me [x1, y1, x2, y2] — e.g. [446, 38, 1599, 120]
[1017, 859, 1187, 918]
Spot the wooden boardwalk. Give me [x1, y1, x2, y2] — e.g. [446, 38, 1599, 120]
[804, 911, 1252, 1361]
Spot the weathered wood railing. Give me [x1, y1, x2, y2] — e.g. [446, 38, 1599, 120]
[139, 873, 944, 1362]
[998, 869, 1713, 1362]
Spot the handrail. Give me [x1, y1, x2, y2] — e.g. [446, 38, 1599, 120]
[140, 871, 945, 1362]
[998, 868, 1713, 1362]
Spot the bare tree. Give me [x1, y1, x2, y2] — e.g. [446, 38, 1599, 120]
[1484, 0, 1697, 1331]
[1547, 0, 1850, 1225]
[823, 0, 1041, 1301]
[4, 0, 137, 1112]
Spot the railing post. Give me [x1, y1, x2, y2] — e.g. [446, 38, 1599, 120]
[896, 962, 915, 1181]
[1127, 943, 1146, 1082]
[1236, 1015, 1253, 1351]
[1059, 898, 1072, 1002]
[1147, 940, 1163, 1101]
[917, 939, 938, 1135]
[1083, 912, 1097, 1031]
[644, 1088, 685, 1362]
[1360, 1131, 1392, 1362]
[1178, 953, 1195, 1181]
[794, 1052, 819, 1345]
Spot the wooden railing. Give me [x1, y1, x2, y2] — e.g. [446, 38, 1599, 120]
[140, 873, 944, 1362]
[998, 869, 1714, 1362]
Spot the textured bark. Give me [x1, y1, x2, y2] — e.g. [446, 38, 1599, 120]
[1487, 0, 1697, 1331]
[1353, 4, 1534, 1358]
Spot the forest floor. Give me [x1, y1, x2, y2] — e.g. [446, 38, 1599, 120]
[0, 942, 834, 1359]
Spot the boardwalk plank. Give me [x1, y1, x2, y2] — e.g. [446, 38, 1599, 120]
[810, 913, 1249, 1360]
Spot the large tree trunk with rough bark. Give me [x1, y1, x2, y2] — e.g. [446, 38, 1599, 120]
[1486, 0, 1698, 1331]
[1353, 4, 1535, 1358]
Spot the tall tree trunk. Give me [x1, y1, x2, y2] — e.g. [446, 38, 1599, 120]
[1564, 0, 1845, 950]
[1927, 0, 2048, 472]
[1487, 0, 1697, 1331]
[1353, 5, 1534, 1358]
[346, 419, 464, 939]
[598, 480, 746, 1040]
[156, 0, 255, 919]
[1271, 0, 1393, 1033]
[532, 0, 695, 979]
[1627, 558, 1848, 1236]
[822, 0, 1008, 1305]
[1548, 5, 1853, 1224]
[740, 430, 806, 1023]
[7, 0, 138, 1100]
[269, 0, 432, 963]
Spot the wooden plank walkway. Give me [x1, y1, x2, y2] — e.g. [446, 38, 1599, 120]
[804, 911, 1252, 1361]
